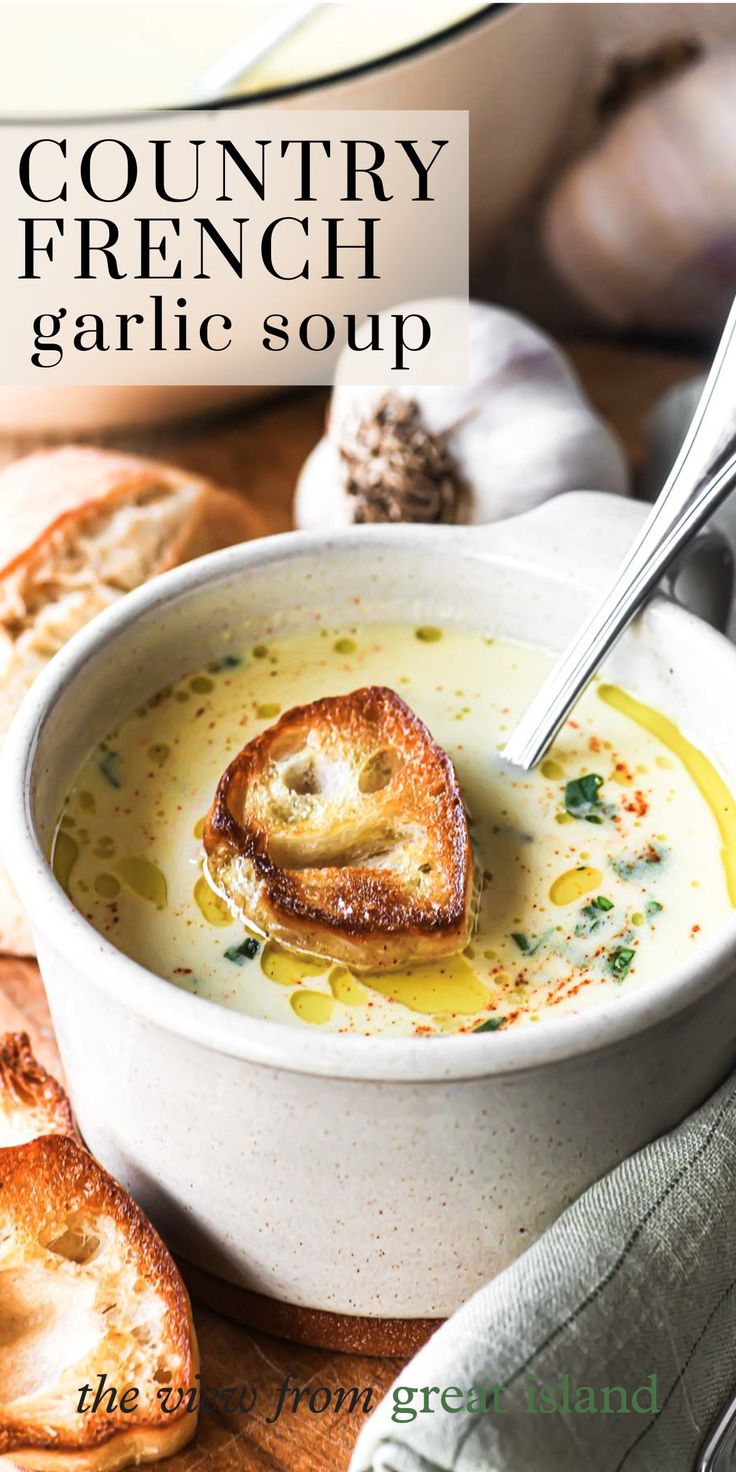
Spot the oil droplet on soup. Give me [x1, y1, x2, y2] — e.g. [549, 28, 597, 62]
[54, 624, 736, 1038]
[290, 990, 335, 1025]
[52, 831, 79, 893]
[365, 956, 491, 1016]
[549, 866, 603, 906]
[261, 941, 327, 986]
[329, 966, 370, 1007]
[115, 857, 168, 910]
[94, 873, 120, 899]
[194, 876, 232, 927]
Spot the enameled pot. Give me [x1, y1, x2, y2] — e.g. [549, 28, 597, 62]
[4, 491, 736, 1339]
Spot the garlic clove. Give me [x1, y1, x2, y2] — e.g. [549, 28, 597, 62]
[329, 301, 579, 442]
[294, 436, 356, 531]
[543, 52, 736, 333]
[461, 398, 629, 522]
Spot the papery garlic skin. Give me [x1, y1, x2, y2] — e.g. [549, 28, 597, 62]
[544, 52, 736, 334]
[295, 438, 354, 530]
[294, 300, 629, 529]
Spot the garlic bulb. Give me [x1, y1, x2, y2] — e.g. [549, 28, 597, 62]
[544, 51, 736, 334]
[294, 300, 629, 530]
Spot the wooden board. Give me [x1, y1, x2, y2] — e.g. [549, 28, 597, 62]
[0, 954, 400, 1471]
[0, 341, 704, 1472]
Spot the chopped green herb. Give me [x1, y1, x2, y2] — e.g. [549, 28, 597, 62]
[646, 899, 663, 918]
[611, 842, 667, 881]
[564, 773, 604, 821]
[224, 937, 260, 964]
[98, 750, 122, 789]
[475, 1017, 504, 1033]
[609, 945, 635, 980]
[576, 894, 615, 936]
[220, 653, 242, 669]
[510, 930, 549, 956]
[581, 895, 613, 921]
[581, 896, 614, 920]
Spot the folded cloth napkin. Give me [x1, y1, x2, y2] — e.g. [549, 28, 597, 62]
[350, 1071, 736, 1472]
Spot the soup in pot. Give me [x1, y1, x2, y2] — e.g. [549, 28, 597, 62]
[1, 2, 488, 115]
[53, 623, 736, 1037]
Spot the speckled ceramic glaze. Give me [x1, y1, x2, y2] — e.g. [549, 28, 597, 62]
[4, 492, 736, 1322]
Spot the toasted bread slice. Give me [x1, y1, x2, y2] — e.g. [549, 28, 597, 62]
[0, 1032, 76, 1147]
[0, 444, 259, 956]
[0, 1134, 199, 1471]
[204, 685, 475, 970]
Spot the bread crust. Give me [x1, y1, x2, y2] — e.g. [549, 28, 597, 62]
[0, 1135, 199, 1470]
[0, 446, 248, 581]
[10, 1416, 196, 1471]
[205, 685, 475, 970]
[0, 1031, 77, 1145]
[0, 445, 256, 957]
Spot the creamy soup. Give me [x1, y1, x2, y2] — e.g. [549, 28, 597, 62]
[53, 624, 736, 1037]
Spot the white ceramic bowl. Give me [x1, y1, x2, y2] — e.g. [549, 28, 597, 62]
[4, 491, 736, 1332]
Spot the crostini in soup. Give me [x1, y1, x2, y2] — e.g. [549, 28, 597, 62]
[203, 685, 476, 971]
[53, 623, 736, 1037]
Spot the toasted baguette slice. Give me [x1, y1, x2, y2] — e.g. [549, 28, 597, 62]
[0, 1134, 199, 1471]
[0, 1032, 76, 1146]
[204, 685, 475, 971]
[0, 444, 258, 956]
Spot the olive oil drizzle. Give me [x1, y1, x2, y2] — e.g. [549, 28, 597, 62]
[598, 684, 736, 905]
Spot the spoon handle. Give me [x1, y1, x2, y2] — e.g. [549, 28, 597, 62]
[503, 298, 736, 772]
[195, 1, 323, 101]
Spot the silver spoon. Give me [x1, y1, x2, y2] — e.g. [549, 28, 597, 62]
[698, 1388, 736, 1472]
[503, 296, 736, 772]
[194, 1, 324, 103]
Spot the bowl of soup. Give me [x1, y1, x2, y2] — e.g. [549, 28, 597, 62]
[4, 489, 736, 1346]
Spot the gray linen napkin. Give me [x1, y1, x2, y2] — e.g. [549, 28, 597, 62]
[350, 1071, 736, 1472]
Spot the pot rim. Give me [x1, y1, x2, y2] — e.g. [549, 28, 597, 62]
[0, 3, 508, 127]
[4, 517, 736, 1083]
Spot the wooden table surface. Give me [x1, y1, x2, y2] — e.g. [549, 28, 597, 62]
[0, 341, 704, 1472]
